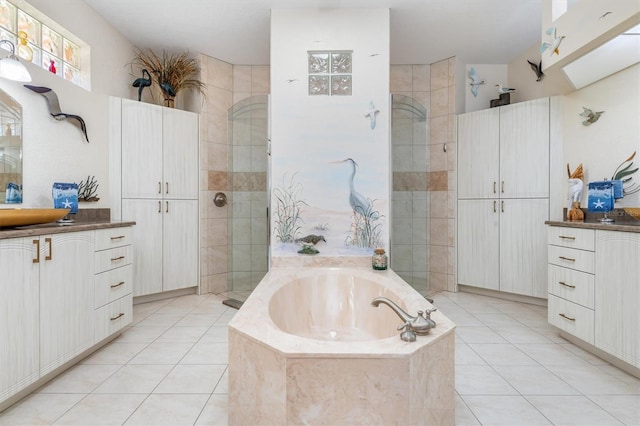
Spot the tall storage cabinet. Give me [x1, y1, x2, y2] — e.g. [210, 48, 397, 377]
[457, 98, 550, 298]
[115, 98, 199, 297]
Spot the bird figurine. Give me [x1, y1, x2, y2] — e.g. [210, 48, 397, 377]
[132, 69, 152, 101]
[24, 85, 89, 143]
[364, 102, 380, 129]
[495, 83, 516, 94]
[160, 82, 176, 107]
[331, 158, 379, 220]
[599, 11, 612, 20]
[468, 67, 485, 97]
[540, 27, 565, 56]
[295, 234, 326, 255]
[579, 107, 604, 126]
[527, 59, 545, 82]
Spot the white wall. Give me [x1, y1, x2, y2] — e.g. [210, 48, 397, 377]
[270, 9, 390, 259]
[0, 0, 136, 209]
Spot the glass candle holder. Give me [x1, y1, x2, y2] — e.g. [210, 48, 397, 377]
[372, 248, 388, 270]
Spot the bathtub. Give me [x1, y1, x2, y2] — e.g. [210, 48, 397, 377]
[228, 268, 455, 425]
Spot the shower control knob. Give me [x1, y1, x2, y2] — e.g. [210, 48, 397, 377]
[213, 192, 227, 207]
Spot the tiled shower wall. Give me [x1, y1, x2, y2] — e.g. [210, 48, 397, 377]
[198, 54, 269, 294]
[390, 58, 457, 293]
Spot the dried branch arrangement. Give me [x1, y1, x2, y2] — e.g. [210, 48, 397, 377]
[78, 175, 100, 202]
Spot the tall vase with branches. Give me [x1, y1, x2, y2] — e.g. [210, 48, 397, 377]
[131, 48, 206, 107]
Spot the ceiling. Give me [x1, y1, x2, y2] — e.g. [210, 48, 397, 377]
[82, 0, 542, 66]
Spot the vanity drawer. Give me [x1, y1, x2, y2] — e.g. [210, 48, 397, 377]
[95, 227, 132, 251]
[548, 227, 595, 251]
[95, 264, 132, 309]
[548, 294, 594, 344]
[548, 245, 594, 274]
[94, 294, 132, 343]
[95, 245, 132, 274]
[548, 264, 594, 309]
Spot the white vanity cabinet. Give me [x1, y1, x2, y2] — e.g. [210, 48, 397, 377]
[457, 98, 551, 298]
[113, 97, 199, 297]
[547, 224, 640, 372]
[0, 238, 39, 403]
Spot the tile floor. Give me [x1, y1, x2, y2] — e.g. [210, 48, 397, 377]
[0, 290, 638, 425]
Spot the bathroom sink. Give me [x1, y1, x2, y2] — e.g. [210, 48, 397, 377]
[0, 208, 70, 227]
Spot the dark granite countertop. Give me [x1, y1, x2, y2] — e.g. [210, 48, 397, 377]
[546, 220, 640, 233]
[0, 220, 136, 240]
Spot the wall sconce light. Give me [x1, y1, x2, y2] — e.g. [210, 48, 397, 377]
[0, 39, 32, 82]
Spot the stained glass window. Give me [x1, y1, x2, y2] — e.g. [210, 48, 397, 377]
[308, 50, 352, 96]
[0, 0, 87, 87]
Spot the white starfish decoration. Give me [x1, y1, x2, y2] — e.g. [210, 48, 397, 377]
[593, 199, 605, 209]
[62, 199, 72, 209]
[365, 102, 380, 129]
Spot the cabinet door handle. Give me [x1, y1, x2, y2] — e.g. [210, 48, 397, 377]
[558, 281, 576, 289]
[110, 235, 126, 241]
[166, 201, 169, 213]
[45, 237, 52, 261]
[110, 281, 125, 289]
[493, 181, 496, 194]
[559, 313, 576, 322]
[158, 201, 161, 213]
[501, 200, 504, 213]
[158, 181, 162, 194]
[33, 239, 40, 263]
[166, 182, 169, 194]
[559, 256, 575, 262]
[501, 181, 504, 193]
[110, 312, 125, 321]
[111, 256, 125, 262]
[558, 235, 576, 240]
[493, 200, 497, 213]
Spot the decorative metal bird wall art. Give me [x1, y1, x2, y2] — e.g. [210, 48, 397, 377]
[527, 59, 545, 82]
[468, 67, 485, 97]
[365, 102, 380, 129]
[540, 27, 565, 56]
[132, 69, 152, 101]
[24, 85, 89, 143]
[579, 107, 604, 126]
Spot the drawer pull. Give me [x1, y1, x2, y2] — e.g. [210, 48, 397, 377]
[33, 239, 40, 263]
[558, 281, 576, 289]
[110, 281, 125, 289]
[558, 256, 575, 262]
[559, 313, 576, 322]
[110, 312, 125, 321]
[111, 256, 125, 262]
[110, 235, 126, 241]
[558, 235, 576, 240]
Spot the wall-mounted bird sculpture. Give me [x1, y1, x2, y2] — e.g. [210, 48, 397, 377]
[132, 69, 152, 101]
[468, 67, 485, 97]
[24, 85, 89, 143]
[527, 59, 545, 82]
[495, 83, 516, 94]
[579, 107, 604, 126]
[540, 27, 565, 56]
[365, 102, 380, 129]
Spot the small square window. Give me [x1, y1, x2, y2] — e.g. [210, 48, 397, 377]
[309, 75, 329, 96]
[331, 75, 352, 96]
[308, 52, 329, 74]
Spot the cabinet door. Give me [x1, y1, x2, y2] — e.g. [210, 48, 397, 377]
[457, 108, 500, 199]
[122, 199, 163, 297]
[39, 232, 95, 375]
[499, 198, 549, 298]
[0, 238, 39, 402]
[499, 98, 549, 198]
[163, 199, 199, 291]
[163, 108, 199, 200]
[595, 231, 640, 368]
[121, 99, 163, 199]
[457, 199, 499, 290]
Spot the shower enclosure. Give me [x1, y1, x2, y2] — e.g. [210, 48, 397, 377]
[390, 94, 429, 296]
[226, 95, 270, 301]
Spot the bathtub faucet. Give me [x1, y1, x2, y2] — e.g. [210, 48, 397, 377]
[371, 297, 437, 341]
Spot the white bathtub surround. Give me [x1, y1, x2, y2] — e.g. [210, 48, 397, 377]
[228, 268, 456, 425]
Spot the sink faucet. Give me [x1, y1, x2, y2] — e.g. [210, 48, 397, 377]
[371, 297, 436, 338]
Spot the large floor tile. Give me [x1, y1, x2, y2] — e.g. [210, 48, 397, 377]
[156, 326, 210, 343]
[490, 326, 553, 344]
[455, 365, 518, 395]
[93, 364, 174, 394]
[0, 394, 85, 426]
[52, 394, 147, 425]
[128, 342, 194, 365]
[462, 395, 551, 425]
[515, 343, 592, 366]
[526, 395, 624, 426]
[180, 342, 229, 365]
[115, 325, 171, 343]
[135, 313, 186, 328]
[194, 394, 229, 426]
[124, 394, 210, 426]
[546, 364, 640, 395]
[35, 364, 120, 394]
[587, 395, 640, 425]
[455, 326, 508, 344]
[468, 343, 538, 366]
[80, 342, 148, 365]
[454, 395, 481, 426]
[154, 365, 227, 394]
[493, 365, 580, 395]
[455, 343, 488, 366]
